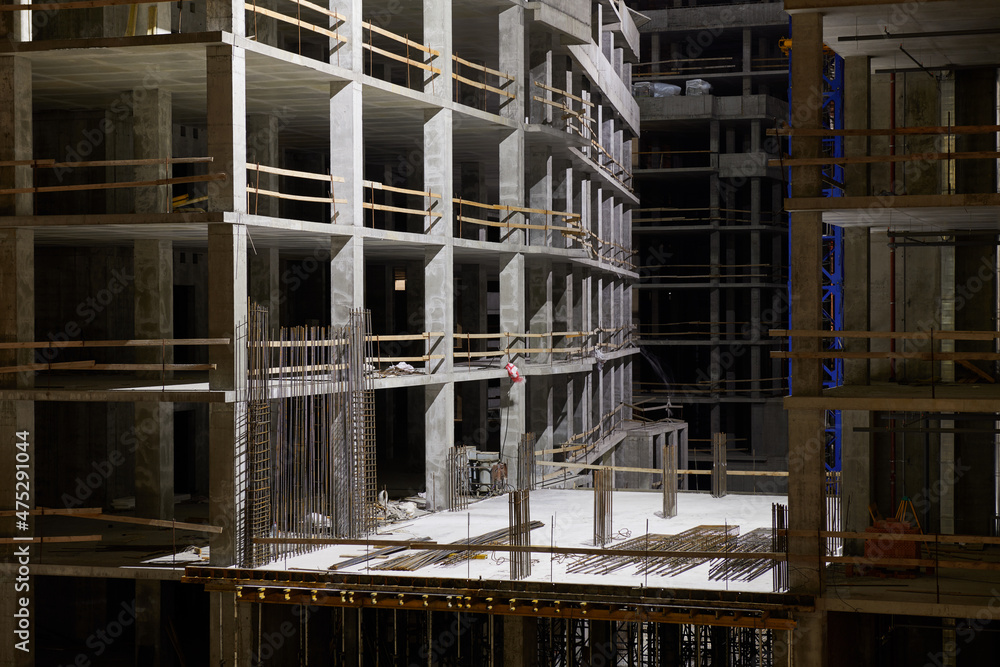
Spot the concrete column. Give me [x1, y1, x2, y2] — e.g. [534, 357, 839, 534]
[209, 592, 253, 666]
[423, 0, 452, 97]
[425, 245, 453, 374]
[529, 30, 553, 124]
[527, 146, 552, 246]
[0, 228, 33, 667]
[208, 224, 247, 567]
[134, 240, 173, 371]
[0, 56, 32, 217]
[133, 88, 171, 213]
[841, 410, 871, 555]
[788, 11, 827, 665]
[330, 0, 361, 71]
[249, 247, 280, 336]
[502, 616, 536, 667]
[500, 129, 525, 244]
[206, 45, 246, 213]
[459, 162, 487, 241]
[501, 252, 526, 485]
[425, 383, 453, 510]
[528, 260, 552, 364]
[246, 114, 280, 217]
[423, 108, 453, 236]
[134, 402, 174, 520]
[206, 0, 243, 34]
[330, 236, 363, 327]
[331, 81, 363, 226]
[135, 580, 162, 666]
[499, 6, 525, 122]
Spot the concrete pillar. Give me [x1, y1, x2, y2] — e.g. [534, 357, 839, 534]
[501, 252, 526, 484]
[425, 383, 453, 510]
[0, 228, 33, 667]
[425, 245, 453, 374]
[499, 6, 526, 122]
[246, 114, 279, 217]
[135, 580, 162, 666]
[206, 0, 243, 34]
[330, 236, 362, 327]
[133, 88, 171, 213]
[423, 0, 452, 97]
[529, 30, 553, 125]
[423, 107, 453, 236]
[502, 616, 536, 667]
[330, 0, 361, 71]
[206, 45, 246, 213]
[528, 260, 552, 364]
[208, 224, 247, 568]
[841, 410, 871, 555]
[0, 56, 32, 217]
[209, 592, 253, 666]
[330, 81, 362, 226]
[528, 146, 552, 246]
[788, 11, 827, 665]
[249, 247, 279, 336]
[0, 0, 30, 41]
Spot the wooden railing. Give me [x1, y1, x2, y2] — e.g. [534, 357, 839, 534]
[246, 163, 346, 218]
[0, 157, 220, 201]
[362, 21, 440, 88]
[0, 338, 229, 375]
[245, 0, 347, 51]
[452, 54, 515, 109]
[363, 180, 441, 230]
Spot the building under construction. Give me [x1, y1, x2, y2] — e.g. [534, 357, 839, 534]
[5, 0, 1000, 665]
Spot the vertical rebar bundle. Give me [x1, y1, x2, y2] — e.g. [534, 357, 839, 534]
[826, 473, 842, 556]
[711, 432, 727, 498]
[447, 446, 470, 512]
[509, 489, 531, 579]
[244, 303, 272, 567]
[517, 432, 536, 490]
[242, 306, 378, 566]
[772, 503, 788, 592]
[593, 468, 613, 546]
[662, 441, 677, 518]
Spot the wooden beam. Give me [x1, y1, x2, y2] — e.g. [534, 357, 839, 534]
[770, 150, 1000, 168]
[768, 124, 1000, 137]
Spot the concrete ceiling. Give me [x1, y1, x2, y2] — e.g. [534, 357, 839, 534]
[796, 1, 1000, 70]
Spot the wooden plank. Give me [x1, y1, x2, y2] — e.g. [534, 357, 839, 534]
[771, 328, 1000, 341]
[0, 507, 101, 516]
[0, 0, 166, 11]
[21, 157, 212, 169]
[364, 180, 439, 198]
[248, 163, 345, 183]
[362, 43, 441, 74]
[770, 150, 1000, 167]
[454, 72, 516, 99]
[452, 54, 512, 82]
[0, 535, 102, 544]
[768, 124, 1000, 137]
[0, 361, 216, 374]
[363, 21, 439, 56]
[282, 0, 345, 22]
[244, 3, 348, 42]
[0, 361, 96, 373]
[0, 173, 224, 196]
[252, 187, 347, 205]
[0, 337, 229, 350]
[73, 513, 224, 534]
[363, 201, 442, 218]
[772, 351, 1000, 361]
[533, 80, 593, 106]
